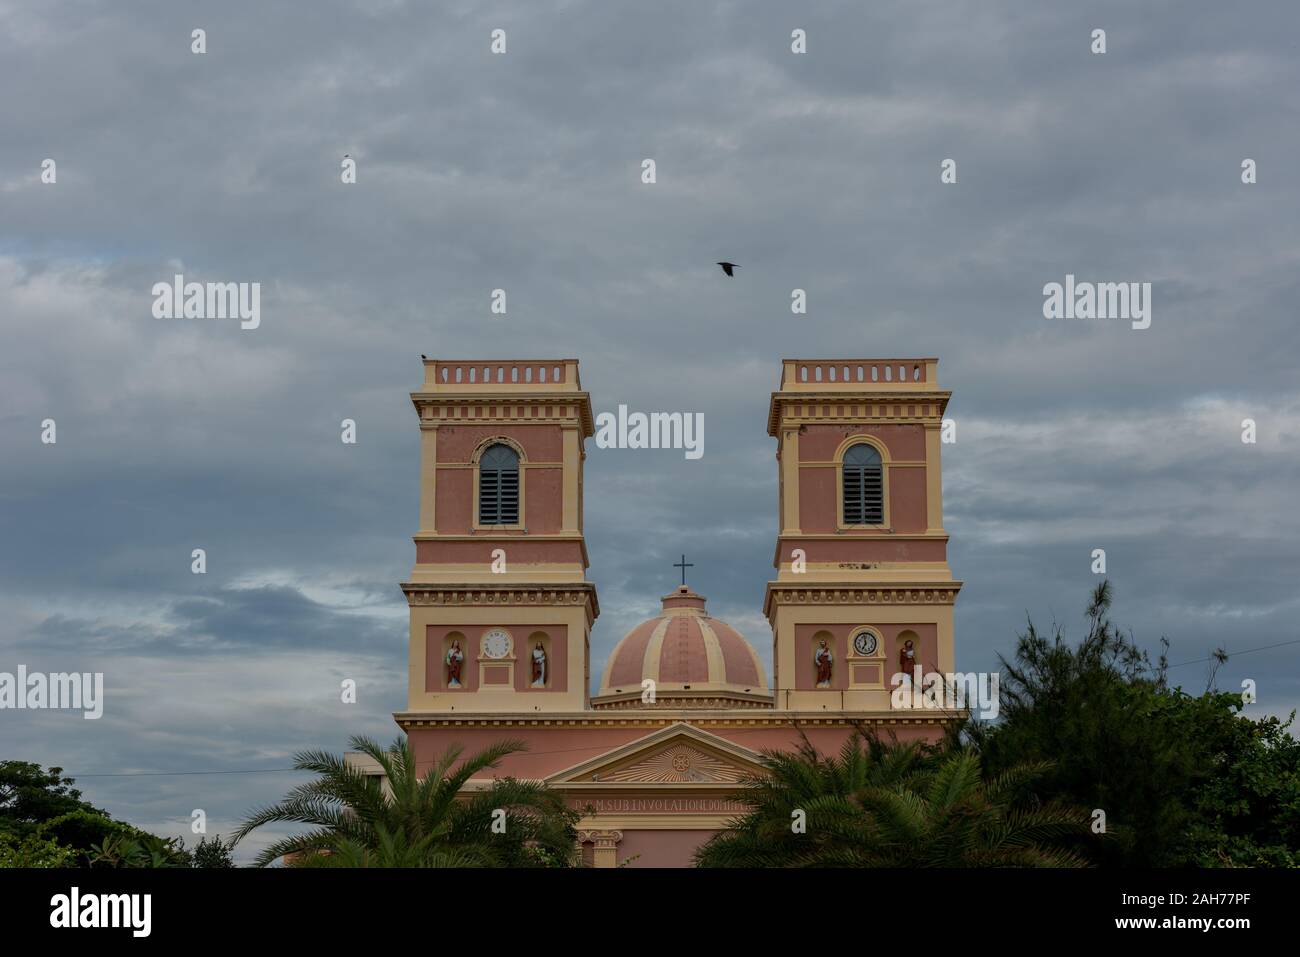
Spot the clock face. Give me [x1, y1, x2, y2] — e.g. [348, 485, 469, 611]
[481, 629, 512, 659]
[853, 631, 879, 656]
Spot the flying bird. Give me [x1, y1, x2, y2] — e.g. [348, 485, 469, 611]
[716, 262, 739, 277]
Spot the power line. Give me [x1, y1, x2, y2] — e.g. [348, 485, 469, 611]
[1166, 636, 1300, 669]
[65, 721, 860, 778]
[68, 645, 1297, 781]
[74, 768, 303, 778]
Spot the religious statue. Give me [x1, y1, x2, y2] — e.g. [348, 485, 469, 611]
[813, 638, 834, 687]
[446, 640, 465, 688]
[898, 638, 917, 685]
[531, 641, 547, 687]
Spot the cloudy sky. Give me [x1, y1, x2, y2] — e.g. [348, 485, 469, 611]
[2, 0, 1298, 863]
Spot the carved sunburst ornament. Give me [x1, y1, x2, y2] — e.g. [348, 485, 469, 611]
[604, 744, 744, 784]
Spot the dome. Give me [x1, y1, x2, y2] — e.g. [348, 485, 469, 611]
[594, 586, 771, 709]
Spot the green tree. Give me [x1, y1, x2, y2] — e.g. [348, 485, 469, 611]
[88, 832, 191, 868]
[233, 735, 579, 868]
[695, 734, 1092, 867]
[36, 809, 136, 863]
[0, 830, 76, 868]
[971, 580, 1300, 867]
[0, 761, 108, 832]
[1183, 709, 1300, 867]
[189, 834, 237, 868]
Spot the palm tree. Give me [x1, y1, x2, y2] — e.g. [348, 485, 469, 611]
[233, 735, 579, 867]
[695, 734, 1093, 867]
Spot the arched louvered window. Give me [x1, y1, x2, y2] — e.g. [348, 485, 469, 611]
[843, 443, 883, 525]
[478, 444, 520, 525]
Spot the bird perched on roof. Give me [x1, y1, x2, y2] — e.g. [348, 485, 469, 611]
[420, 354, 427, 360]
[716, 262, 739, 277]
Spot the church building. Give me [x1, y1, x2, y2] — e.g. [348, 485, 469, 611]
[386, 357, 962, 867]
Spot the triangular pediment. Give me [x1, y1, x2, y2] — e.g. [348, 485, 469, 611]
[545, 723, 767, 786]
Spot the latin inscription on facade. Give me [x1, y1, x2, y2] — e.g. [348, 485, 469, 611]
[581, 797, 747, 814]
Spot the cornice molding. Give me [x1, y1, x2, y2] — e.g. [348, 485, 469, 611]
[768, 389, 953, 434]
[400, 581, 600, 624]
[412, 392, 595, 436]
[762, 582, 963, 618]
[591, 692, 775, 711]
[393, 709, 966, 730]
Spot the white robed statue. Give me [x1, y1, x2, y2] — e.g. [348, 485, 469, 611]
[531, 642, 547, 687]
[445, 641, 465, 688]
[813, 638, 834, 688]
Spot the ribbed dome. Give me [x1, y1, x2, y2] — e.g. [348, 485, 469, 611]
[593, 586, 771, 709]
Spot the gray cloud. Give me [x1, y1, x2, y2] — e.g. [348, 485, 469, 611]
[2, 0, 1298, 861]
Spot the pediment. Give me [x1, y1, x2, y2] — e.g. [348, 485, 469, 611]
[545, 723, 767, 786]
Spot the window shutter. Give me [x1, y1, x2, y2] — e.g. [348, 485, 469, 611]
[478, 444, 520, 525]
[842, 444, 884, 525]
[499, 469, 519, 524]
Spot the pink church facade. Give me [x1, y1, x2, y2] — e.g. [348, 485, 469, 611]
[387, 358, 963, 867]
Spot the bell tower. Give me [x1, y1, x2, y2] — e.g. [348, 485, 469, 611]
[401, 359, 599, 713]
[763, 359, 961, 712]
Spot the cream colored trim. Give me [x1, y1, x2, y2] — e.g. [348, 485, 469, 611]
[800, 459, 925, 467]
[561, 425, 580, 534]
[419, 425, 438, 533]
[639, 617, 671, 684]
[831, 434, 891, 530]
[477, 658, 515, 688]
[470, 435, 527, 533]
[576, 814, 735, 830]
[469, 434, 527, 464]
[437, 461, 564, 469]
[411, 533, 589, 543]
[781, 427, 800, 534]
[695, 618, 727, 684]
[767, 388, 952, 436]
[394, 709, 965, 727]
[925, 421, 944, 533]
[590, 689, 774, 708]
[847, 627, 887, 690]
[542, 723, 768, 785]
[832, 433, 891, 466]
[736, 628, 768, 691]
[773, 532, 947, 541]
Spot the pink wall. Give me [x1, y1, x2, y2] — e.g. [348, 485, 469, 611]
[794, 623, 938, 690]
[794, 422, 929, 534]
[798, 423, 927, 461]
[424, 624, 568, 693]
[434, 469, 473, 534]
[524, 466, 563, 533]
[407, 722, 945, 783]
[775, 537, 948, 563]
[606, 618, 659, 689]
[410, 725, 656, 779]
[616, 830, 716, 868]
[430, 424, 567, 533]
[709, 619, 763, 687]
[798, 465, 927, 533]
[432, 465, 565, 534]
[798, 467, 838, 530]
[415, 539, 586, 565]
[437, 424, 563, 463]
